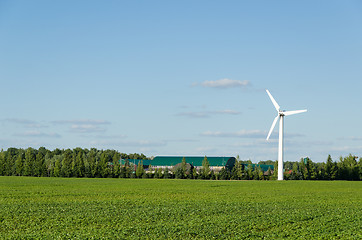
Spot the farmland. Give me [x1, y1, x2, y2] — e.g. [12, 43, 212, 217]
[0, 177, 361, 239]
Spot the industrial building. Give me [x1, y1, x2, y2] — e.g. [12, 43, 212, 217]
[151, 156, 235, 171]
[121, 156, 274, 173]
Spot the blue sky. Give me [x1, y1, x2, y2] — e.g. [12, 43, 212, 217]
[0, 0, 361, 162]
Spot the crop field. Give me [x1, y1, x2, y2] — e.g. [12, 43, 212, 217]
[0, 177, 361, 239]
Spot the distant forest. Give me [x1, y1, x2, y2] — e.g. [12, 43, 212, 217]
[0, 147, 360, 180]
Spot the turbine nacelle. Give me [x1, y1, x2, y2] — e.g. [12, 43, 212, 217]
[266, 90, 307, 141]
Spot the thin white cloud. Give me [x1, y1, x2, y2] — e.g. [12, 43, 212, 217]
[337, 136, 362, 141]
[177, 109, 241, 118]
[201, 130, 303, 139]
[89, 139, 167, 147]
[329, 145, 362, 152]
[166, 138, 198, 143]
[214, 110, 241, 114]
[177, 112, 209, 118]
[201, 130, 266, 138]
[231, 139, 279, 147]
[2, 118, 48, 128]
[196, 79, 250, 89]
[293, 140, 334, 147]
[52, 119, 110, 125]
[195, 146, 218, 153]
[52, 119, 111, 134]
[15, 131, 61, 138]
[127, 140, 167, 147]
[70, 124, 106, 133]
[93, 134, 128, 139]
[0, 138, 43, 148]
[3, 118, 36, 124]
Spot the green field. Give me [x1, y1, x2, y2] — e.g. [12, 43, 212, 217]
[0, 177, 361, 239]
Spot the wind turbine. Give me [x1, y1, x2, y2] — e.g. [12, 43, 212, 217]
[266, 89, 307, 180]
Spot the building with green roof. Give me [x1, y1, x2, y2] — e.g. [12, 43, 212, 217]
[120, 159, 152, 167]
[120, 156, 274, 173]
[151, 156, 236, 170]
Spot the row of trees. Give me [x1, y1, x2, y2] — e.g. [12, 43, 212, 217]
[169, 155, 361, 181]
[167, 155, 361, 181]
[282, 155, 361, 181]
[0, 147, 146, 178]
[0, 147, 361, 180]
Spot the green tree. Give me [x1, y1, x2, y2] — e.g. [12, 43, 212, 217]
[112, 152, 121, 178]
[272, 161, 278, 180]
[83, 153, 91, 177]
[24, 148, 36, 176]
[147, 164, 153, 178]
[175, 157, 187, 179]
[340, 154, 359, 180]
[181, 157, 187, 177]
[5, 148, 18, 176]
[136, 161, 144, 178]
[325, 155, 337, 180]
[44, 152, 54, 177]
[61, 149, 72, 177]
[163, 167, 170, 179]
[358, 157, 362, 180]
[159, 168, 164, 179]
[218, 167, 230, 180]
[191, 168, 198, 179]
[15, 151, 24, 176]
[201, 156, 210, 179]
[72, 151, 85, 177]
[99, 152, 111, 178]
[99, 152, 107, 178]
[175, 167, 185, 179]
[0, 150, 5, 176]
[299, 159, 306, 180]
[252, 165, 260, 180]
[153, 168, 158, 178]
[265, 167, 273, 180]
[53, 156, 62, 177]
[153, 168, 161, 179]
[120, 159, 132, 178]
[34, 150, 46, 177]
[247, 164, 253, 180]
[290, 162, 301, 180]
[309, 160, 318, 180]
[52, 148, 62, 156]
[258, 166, 264, 180]
[210, 170, 216, 180]
[231, 160, 243, 180]
[87, 149, 98, 177]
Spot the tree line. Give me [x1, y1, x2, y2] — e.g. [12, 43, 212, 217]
[0, 147, 146, 178]
[0, 147, 360, 180]
[281, 155, 361, 181]
[167, 155, 361, 181]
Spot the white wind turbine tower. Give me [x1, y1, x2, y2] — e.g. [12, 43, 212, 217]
[266, 89, 307, 180]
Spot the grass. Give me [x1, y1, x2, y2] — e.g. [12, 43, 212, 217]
[0, 177, 361, 239]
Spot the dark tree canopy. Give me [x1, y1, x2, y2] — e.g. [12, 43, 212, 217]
[0, 147, 360, 181]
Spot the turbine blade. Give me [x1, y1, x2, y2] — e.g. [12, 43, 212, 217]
[266, 115, 279, 140]
[266, 89, 280, 111]
[284, 109, 307, 116]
